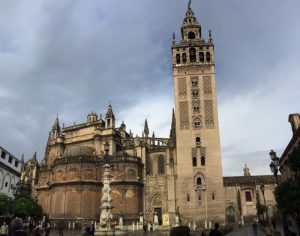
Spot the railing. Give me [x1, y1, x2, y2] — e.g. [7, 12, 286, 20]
[52, 155, 141, 166]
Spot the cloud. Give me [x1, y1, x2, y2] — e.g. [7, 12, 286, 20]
[0, 0, 299, 177]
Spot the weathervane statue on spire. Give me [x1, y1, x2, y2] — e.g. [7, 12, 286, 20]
[188, 0, 192, 10]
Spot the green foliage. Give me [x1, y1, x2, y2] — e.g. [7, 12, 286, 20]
[256, 202, 268, 216]
[0, 193, 13, 215]
[13, 196, 43, 220]
[287, 146, 300, 173]
[274, 180, 300, 221]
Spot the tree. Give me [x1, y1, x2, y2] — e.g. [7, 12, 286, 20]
[0, 193, 13, 216]
[256, 202, 268, 218]
[13, 196, 43, 221]
[275, 180, 300, 233]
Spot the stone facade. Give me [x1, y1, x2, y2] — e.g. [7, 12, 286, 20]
[0, 146, 21, 198]
[224, 168, 279, 224]
[20, 4, 280, 228]
[280, 113, 300, 180]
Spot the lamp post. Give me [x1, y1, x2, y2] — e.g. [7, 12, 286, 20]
[260, 183, 271, 228]
[269, 149, 289, 236]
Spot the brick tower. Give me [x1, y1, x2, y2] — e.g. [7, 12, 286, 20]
[172, 2, 225, 224]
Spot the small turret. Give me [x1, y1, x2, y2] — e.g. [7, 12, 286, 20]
[243, 163, 251, 176]
[208, 30, 213, 43]
[172, 32, 176, 46]
[120, 121, 126, 131]
[50, 116, 61, 140]
[105, 104, 115, 128]
[32, 152, 37, 162]
[144, 119, 149, 138]
[87, 111, 98, 123]
[181, 0, 201, 41]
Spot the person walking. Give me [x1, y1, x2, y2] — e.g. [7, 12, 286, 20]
[33, 223, 42, 236]
[209, 223, 221, 236]
[89, 223, 95, 236]
[252, 221, 258, 235]
[57, 222, 63, 236]
[0, 222, 9, 236]
[10, 218, 27, 236]
[45, 223, 51, 236]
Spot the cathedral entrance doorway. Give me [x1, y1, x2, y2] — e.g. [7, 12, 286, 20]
[154, 207, 162, 225]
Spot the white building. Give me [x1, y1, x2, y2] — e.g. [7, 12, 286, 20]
[0, 146, 21, 198]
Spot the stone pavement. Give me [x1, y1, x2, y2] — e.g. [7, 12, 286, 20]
[225, 225, 267, 236]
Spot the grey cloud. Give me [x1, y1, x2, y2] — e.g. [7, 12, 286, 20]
[0, 0, 299, 176]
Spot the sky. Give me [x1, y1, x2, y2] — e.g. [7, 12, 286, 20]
[0, 0, 299, 176]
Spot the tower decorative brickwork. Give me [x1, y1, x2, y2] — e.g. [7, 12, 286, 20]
[171, 4, 225, 223]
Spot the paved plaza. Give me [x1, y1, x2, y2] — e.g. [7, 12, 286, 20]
[36, 225, 271, 236]
[225, 226, 267, 236]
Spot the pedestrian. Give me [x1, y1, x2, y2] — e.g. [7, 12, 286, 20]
[10, 218, 27, 236]
[0, 222, 9, 236]
[58, 222, 63, 236]
[271, 219, 276, 230]
[45, 222, 51, 236]
[89, 223, 94, 236]
[209, 223, 221, 236]
[33, 224, 42, 236]
[252, 222, 257, 235]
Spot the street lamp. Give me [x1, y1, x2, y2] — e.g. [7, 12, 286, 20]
[269, 149, 289, 236]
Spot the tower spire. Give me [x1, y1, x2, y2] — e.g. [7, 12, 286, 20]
[169, 109, 176, 148]
[105, 104, 115, 128]
[144, 119, 149, 137]
[188, 0, 192, 10]
[52, 116, 60, 132]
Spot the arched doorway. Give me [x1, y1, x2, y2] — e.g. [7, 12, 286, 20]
[152, 195, 163, 225]
[226, 206, 235, 224]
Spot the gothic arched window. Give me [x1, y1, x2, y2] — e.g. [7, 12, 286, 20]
[191, 78, 198, 87]
[197, 177, 202, 186]
[196, 137, 201, 146]
[193, 102, 200, 113]
[192, 90, 199, 98]
[190, 48, 196, 63]
[206, 52, 211, 62]
[199, 52, 204, 62]
[201, 156, 205, 166]
[188, 31, 195, 39]
[193, 156, 197, 167]
[193, 118, 201, 129]
[158, 155, 164, 174]
[176, 54, 180, 64]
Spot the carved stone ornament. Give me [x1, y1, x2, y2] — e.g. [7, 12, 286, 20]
[177, 65, 211, 75]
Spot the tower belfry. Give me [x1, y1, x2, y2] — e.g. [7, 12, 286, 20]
[172, 2, 225, 223]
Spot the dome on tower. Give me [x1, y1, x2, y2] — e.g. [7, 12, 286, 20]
[87, 111, 98, 123]
[64, 146, 96, 157]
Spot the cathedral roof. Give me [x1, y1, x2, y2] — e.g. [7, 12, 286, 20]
[223, 175, 278, 186]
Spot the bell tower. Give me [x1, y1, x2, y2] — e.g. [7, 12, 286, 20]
[172, 2, 225, 223]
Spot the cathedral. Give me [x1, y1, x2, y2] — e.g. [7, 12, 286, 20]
[20, 2, 279, 228]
